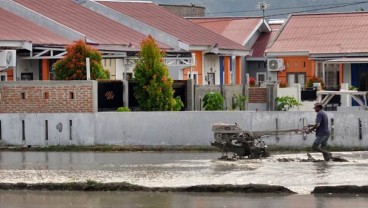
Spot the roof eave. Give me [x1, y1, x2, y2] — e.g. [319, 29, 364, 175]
[0, 40, 33, 51]
[266, 51, 309, 57]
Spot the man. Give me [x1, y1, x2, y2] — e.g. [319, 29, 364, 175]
[307, 103, 332, 161]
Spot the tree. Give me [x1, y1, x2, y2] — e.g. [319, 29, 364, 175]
[53, 40, 109, 80]
[133, 35, 183, 111]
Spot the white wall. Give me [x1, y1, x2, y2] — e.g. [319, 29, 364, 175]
[16, 59, 40, 80]
[203, 54, 220, 85]
[1, 111, 368, 148]
[343, 63, 352, 84]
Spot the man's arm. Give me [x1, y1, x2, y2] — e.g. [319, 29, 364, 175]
[307, 113, 322, 133]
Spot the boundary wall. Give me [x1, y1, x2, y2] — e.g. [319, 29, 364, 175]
[0, 111, 367, 148]
[0, 81, 98, 113]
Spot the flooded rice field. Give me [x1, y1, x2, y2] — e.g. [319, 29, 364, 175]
[0, 151, 367, 194]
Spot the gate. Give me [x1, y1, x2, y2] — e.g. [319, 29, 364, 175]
[98, 81, 123, 111]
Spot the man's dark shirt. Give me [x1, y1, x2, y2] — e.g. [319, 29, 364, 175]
[316, 110, 330, 137]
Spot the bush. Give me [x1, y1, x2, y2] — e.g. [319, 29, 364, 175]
[249, 77, 256, 87]
[232, 94, 247, 110]
[202, 92, 223, 111]
[116, 107, 131, 112]
[306, 76, 324, 89]
[275, 96, 302, 111]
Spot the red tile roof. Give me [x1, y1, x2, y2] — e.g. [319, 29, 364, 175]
[251, 23, 282, 57]
[267, 12, 368, 55]
[188, 17, 263, 46]
[0, 8, 71, 45]
[13, 0, 170, 49]
[98, 1, 246, 51]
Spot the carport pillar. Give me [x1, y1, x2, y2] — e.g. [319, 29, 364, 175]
[339, 64, 343, 85]
[41, 59, 49, 80]
[236, 56, 242, 84]
[224, 56, 230, 84]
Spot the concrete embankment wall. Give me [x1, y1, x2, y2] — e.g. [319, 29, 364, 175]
[0, 111, 367, 147]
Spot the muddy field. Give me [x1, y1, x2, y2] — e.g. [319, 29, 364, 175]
[0, 151, 367, 194]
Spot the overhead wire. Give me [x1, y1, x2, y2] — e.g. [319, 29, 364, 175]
[205, 1, 368, 15]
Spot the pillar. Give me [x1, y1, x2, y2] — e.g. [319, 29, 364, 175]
[236, 56, 241, 84]
[224, 56, 230, 84]
[42, 59, 49, 80]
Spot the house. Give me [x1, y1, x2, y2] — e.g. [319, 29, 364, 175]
[188, 16, 283, 85]
[0, 0, 248, 86]
[266, 12, 368, 91]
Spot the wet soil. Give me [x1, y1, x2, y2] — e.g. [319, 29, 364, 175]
[312, 185, 368, 194]
[0, 182, 295, 193]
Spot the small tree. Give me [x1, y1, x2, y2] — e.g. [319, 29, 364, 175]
[275, 96, 302, 111]
[53, 40, 109, 80]
[133, 35, 183, 111]
[202, 92, 224, 111]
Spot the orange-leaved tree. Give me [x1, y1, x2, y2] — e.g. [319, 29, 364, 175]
[53, 40, 109, 80]
[133, 35, 183, 111]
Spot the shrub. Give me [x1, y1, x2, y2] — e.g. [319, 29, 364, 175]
[202, 92, 223, 111]
[116, 107, 131, 112]
[306, 76, 324, 89]
[249, 77, 256, 87]
[275, 96, 302, 111]
[232, 94, 247, 110]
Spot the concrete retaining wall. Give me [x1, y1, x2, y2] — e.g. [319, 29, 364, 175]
[0, 111, 367, 147]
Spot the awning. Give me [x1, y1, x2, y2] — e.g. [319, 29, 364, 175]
[325, 57, 368, 63]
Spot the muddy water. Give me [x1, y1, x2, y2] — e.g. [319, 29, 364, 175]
[0, 191, 368, 208]
[0, 151, 367, 194]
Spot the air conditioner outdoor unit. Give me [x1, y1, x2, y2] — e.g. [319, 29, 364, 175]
[267, 58, 284, 71]
[0, 50, 16, 68]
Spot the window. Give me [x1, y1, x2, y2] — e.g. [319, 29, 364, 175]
[21, 73, 33, 81]
[0, 73, 6, 81]
[287, 73, 306, 87]
[256, 72, 266, 86]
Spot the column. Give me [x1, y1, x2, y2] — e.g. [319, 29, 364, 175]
[236, 56, 241, 84]
[42, 59, 49, 80]
[224, 56, 230, 84]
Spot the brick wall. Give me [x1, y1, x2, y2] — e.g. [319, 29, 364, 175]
[0, 81, 97, 113]
[249, 87, 267, 103]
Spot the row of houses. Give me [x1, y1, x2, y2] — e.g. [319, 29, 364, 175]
[0, 0, 368, 93]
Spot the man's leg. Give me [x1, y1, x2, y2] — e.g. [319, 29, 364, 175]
[321, 135, 332, 161]
[312, 136, 332, 161]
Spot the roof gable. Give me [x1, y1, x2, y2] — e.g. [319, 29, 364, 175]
[267, 12, 368, 55]
[188, 17, 266, 46]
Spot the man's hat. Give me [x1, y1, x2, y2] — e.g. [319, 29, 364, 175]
[313, 102, 323, 109]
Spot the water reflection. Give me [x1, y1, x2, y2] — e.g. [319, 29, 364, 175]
[0, 191, 368, 208]
[314, 162, 331, 178]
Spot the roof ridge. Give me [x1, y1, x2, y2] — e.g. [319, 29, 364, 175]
[291, 11, 368, 17]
